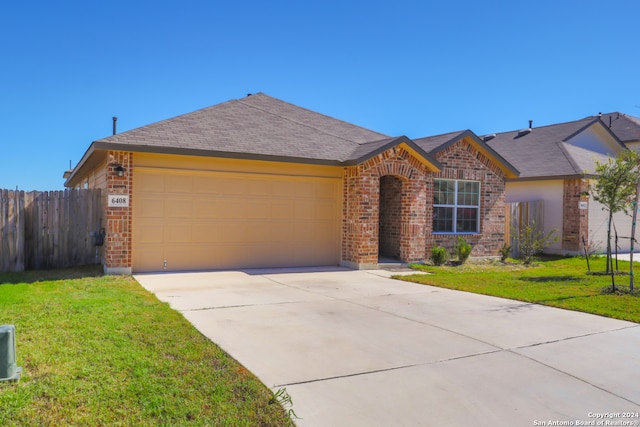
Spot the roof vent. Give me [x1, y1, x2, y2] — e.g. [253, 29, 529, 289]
[515, 120, 533, 138]
[483, 134, 496, 142]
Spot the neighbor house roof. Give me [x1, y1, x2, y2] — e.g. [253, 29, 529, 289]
[484, 117, 626, 180]
[584, 112, 640, 144]
[66, 93, 443, 186]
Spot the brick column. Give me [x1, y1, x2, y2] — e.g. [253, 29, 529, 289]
[104, 151, 133, 274]
[400, 173, 428, 262]
[562, 178, 589, 252]
[341, 166, 379, 269]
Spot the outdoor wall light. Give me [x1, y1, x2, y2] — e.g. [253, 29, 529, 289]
[114, 164, 126, 177]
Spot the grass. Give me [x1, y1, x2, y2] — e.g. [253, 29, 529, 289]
[0, 265, 294, 427]
[399, 256, 640, 323]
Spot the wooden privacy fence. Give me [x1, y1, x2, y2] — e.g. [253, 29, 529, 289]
[0, 189, 103, 272]
[505, 200, 544, 257]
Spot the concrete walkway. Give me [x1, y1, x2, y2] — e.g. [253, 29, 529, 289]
[135, 268, 640, 427]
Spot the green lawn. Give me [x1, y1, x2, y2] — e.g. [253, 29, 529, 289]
[0, 266, 294, 427]
[398, 256, 640, 323]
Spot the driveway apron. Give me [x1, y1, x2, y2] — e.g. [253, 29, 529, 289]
[135, 268, 640, 427]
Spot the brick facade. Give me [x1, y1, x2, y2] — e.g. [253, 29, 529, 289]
[341, 145, 429, 268]
[100, 142, 508, 272]
[104, 151, 133, 274]
[426, 139, 507, 257]
[562, 178, 589, 252]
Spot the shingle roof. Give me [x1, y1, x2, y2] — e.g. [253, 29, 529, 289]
[413, 131, 466, 152]
[558, 142, 611, 175]
[585, 112, 640, 143]
[93, 93, 390, 164]
[413, 130, 520, 178]
[342, 136, 442, 168]
[484, 118, 622, 179]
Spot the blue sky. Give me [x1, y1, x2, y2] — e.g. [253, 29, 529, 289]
[2, 0, 639, 190]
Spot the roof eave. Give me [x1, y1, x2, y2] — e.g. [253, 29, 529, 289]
[343, 136, 443, 171]
[506, 173, 596, 183]
[64, 141, 99, 187]
[66, 143, 352, 187]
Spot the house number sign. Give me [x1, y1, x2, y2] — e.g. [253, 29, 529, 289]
[108, 195, 129, 207]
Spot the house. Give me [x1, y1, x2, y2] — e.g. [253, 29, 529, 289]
[65, 93, 518, 274]
[484, 116, 632, 255]
[588, 112, 640, 151]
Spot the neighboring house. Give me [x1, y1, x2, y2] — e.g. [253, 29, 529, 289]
[484, 117, 631, 255]
[65, 93, 517, 273]
[587, 112, 640, 151]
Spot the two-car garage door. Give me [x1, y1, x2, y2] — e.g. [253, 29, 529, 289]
[132, 168, 341, 273]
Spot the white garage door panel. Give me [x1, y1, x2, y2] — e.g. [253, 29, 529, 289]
[133, 169, 341, 272]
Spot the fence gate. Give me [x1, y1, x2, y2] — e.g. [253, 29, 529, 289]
[0, 189, 103, 273]
[506, 200, 544, 258]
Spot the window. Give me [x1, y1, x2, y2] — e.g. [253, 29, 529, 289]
[433, 179, 480, 233]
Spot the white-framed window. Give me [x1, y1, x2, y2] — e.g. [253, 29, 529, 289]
[433, 179, 480, 233]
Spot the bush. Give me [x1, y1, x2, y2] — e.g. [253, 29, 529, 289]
[454, 237, 472, 264]
[430, 246, 449, 266]
[516, 222, 558, 265]
[499, 244, 511, 261]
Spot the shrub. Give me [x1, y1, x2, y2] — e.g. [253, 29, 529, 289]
[515, 222, 558, 265]
[454, 237, 472, 264]
[499, 243, 511, 261]
[430, 246, 449, 266]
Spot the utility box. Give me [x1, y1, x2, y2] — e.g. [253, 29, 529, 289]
[0, 324, 22, 382]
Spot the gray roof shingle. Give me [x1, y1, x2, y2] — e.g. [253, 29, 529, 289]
[484, 118, 624, 179]
[413, 131, 467, 152]
[342, 136, 442, 168]
[93, 93, 390, 164]
[413, 130, 520, 177]
[585, 112, 640, 143]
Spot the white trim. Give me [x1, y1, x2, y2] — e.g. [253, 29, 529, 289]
[433, 179, 481, 233]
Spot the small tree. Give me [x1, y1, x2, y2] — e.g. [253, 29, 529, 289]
[515, 222, 558, 265]
[591, 150, 640, 285]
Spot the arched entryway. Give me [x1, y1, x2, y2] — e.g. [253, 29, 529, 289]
[379, 175, 404, 261]
[341, 142, 432, 269]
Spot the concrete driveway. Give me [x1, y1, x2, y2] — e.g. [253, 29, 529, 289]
[135, 267, 640, 426]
